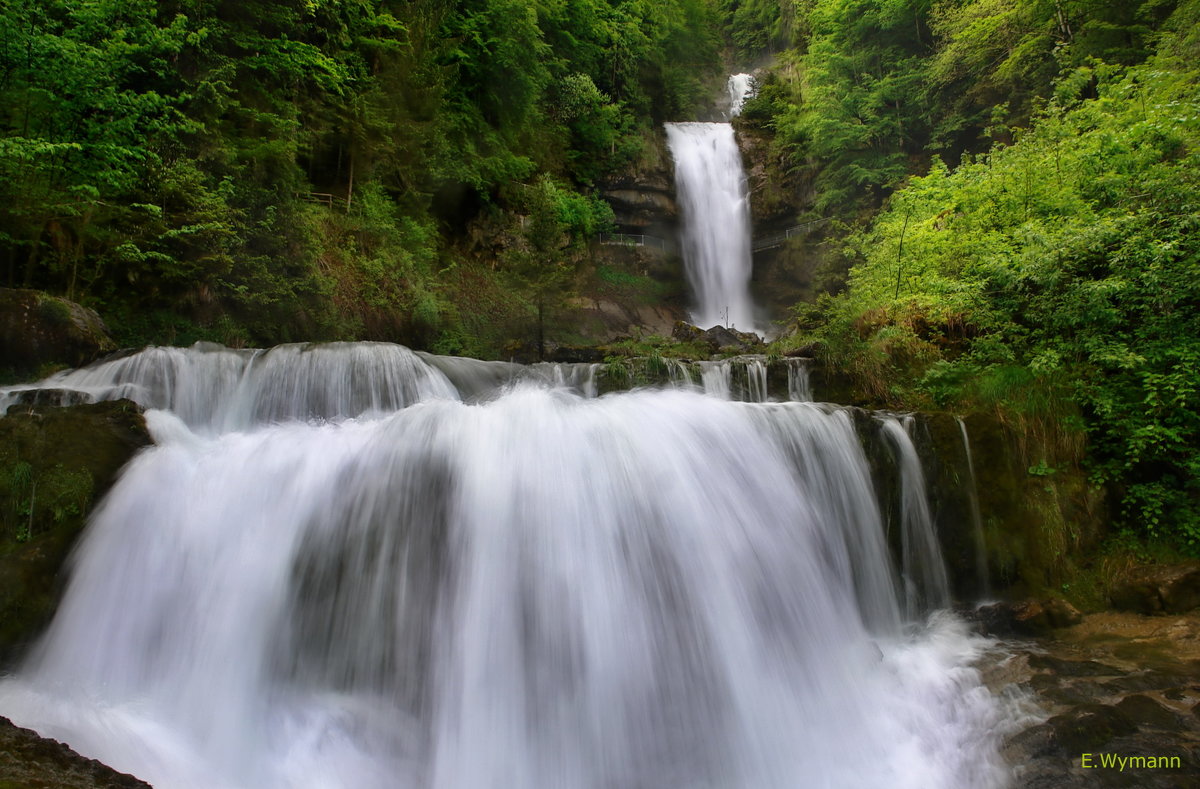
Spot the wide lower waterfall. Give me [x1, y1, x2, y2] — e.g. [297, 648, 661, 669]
[0, 343, 1018, 788]
[665, 121, 758, 333]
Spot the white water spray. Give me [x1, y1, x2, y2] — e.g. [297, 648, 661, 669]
[0, 344, 1018, 789]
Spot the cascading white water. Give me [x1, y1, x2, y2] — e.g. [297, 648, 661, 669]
[665, 121, 758, 334]
[0, 342, 601, 429]
[0, 343, 1019, 789]
[787, 358, 814, 402]
[956, 417, 992, 599]
[727, 73, 755, 118]
[881, 418, 952, 620]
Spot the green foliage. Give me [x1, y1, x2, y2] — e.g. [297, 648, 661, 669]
[0, 0, 720, 355]
[805, 14, 1200, 546]
[1, 457, 92, 544]
[495, 175, 613, 357]
[603, 333, 710, 360]
[719, 0, 798, 58]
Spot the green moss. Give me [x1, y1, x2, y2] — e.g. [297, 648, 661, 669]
[602, 335, 715, 361]
[35, 296, 72, 327]
[0, 401, 150, 662]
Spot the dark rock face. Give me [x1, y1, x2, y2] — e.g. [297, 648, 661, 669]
[0, 716, 151, 788]
[735, 124, 813, 233]
[1111, 562, 1200, 615]
[597, 133, 677, 237]
[734, 124, 838, 325]
[601, 188, 677, 229]
[908, 410, 1106, 600]
[0, 400, 151, 663]
[0, 289, 116, 375]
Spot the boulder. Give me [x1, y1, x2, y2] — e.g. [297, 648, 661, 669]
[972, 597, 1084, 636]
[1, 288, 116, 375]
[1110, 562, 1200, 615]
[671, 321, 764, 354]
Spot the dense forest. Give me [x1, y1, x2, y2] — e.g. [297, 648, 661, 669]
[2, 0, 1199, 550]
[0, 0, 720, 351]
[728, 0, 1200, 550]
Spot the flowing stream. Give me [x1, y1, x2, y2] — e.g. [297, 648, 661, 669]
[0, 343, 1019, 788]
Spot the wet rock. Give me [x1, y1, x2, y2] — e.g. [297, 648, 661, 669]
[1110, 562, 1200, 614]
[1102, 670, 1194, 694]
[1047, 704, 1138, 752]
[1016, 598, 1084, 632]
[997, 613, 1200, 787]
[0, 400, 151, 663]
[735, 125, 811, 227]
[1040, 682, 1111, 706]
[5, 387, 94, 412]
[1161, 684, 1200, 701]
[0, 715, 151, 788]
[1115, 694, 1184, 729]
[1028, 654, 1121, 677]
[1004, 722, 1058, 759]
[1, 288, 116, 375]
[973, 598, 1083, 636]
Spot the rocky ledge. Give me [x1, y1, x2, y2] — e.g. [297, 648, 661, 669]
[987, 611, 1200, 787]
[0, 716, 151, 788]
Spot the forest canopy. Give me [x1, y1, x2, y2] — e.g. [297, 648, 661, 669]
[746, 0, 1200, 547]
[0, 0, 720, 345]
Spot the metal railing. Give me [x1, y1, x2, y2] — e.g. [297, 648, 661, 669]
[752, 218, 830, 252]
[598, 232, 673, 251]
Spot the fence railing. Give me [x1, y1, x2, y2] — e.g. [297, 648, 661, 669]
[598, 232, 674, 251]
[297, 192, 348, 210]
[597, 221, 828, 254]
[751, 218, 830, 252]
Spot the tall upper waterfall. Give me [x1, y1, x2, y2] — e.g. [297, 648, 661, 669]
[666, 74, 759, 333]
[0, 343, 1018, 788]
[727, 73, 755, 117]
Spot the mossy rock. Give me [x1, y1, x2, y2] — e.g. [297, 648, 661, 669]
[0, 716, 151, 788]
[1110, 562, 1200, 614]
[0, 288, 116, 378]
[1047, 703, 1138, 752]
[0, 400, 150, 663]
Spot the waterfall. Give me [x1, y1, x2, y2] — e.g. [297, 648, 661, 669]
[665, 121, 758, 334]
[0, 343, 1017, 789]
[956, 417, 992, 599]
[727, 73, 755, 118]
[787, 358, 813, 402]
[880, 418, 952, 619]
